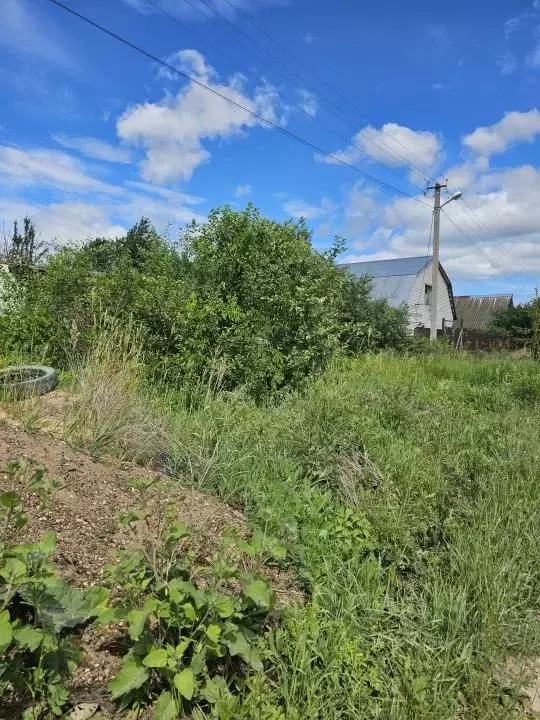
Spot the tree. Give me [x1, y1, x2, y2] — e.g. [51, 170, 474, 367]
[488, 303, 533, 340]
[4, 217, 48, 267]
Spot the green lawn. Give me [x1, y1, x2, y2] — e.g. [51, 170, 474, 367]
[165, 352, 540, 719]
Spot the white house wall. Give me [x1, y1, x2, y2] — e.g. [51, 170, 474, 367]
[406, 261, 453, 331]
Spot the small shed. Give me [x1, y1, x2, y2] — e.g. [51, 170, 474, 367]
[454, 294, 513, 330]
[339, 255, 456, 333]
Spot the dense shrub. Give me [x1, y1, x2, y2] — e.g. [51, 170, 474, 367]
[0, 206, 408, 398]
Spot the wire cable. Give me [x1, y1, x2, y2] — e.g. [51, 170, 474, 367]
[451, 202, 532, 285]
[459, 198, 527, 275]
[218, 0, 438, 183]
[179, 0, 435, 184]
[144, 0, 429, 197]
[441, 209, 531, 295]
[45, 0, 432, 207]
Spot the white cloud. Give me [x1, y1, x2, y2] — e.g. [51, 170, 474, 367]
[0, 197, 126, 244]
[526, 42, 540, 67]
[53, 135, 132, 164]
[283, 197, 335, 220]
[117, 50, 284, 183]
[302, 32, 315, 44]
[0, 142, 207, 244]
[319, 122, 442, 177]
[158, 48, 217, 82]
[343, 183, 379, 239]
[432, 82, 444, 91]
[0, 145, 116, 193]
[340, 161, 540, 289]
[125, 181, 204, 205]
[0, 0, 75, 69]
[498, 53, 518, 75]
[234, 184, 252, 198]
[297, 89, 317, 117]
[463, 109, 540, 157]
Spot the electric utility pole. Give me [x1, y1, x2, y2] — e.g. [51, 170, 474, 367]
[426, 182, 462, 342]
[428, 182, 445, 342]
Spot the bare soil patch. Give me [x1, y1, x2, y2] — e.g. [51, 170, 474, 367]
[0, 392, 301, 717]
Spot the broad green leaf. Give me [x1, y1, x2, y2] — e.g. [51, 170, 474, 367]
[37, 531, 56, 556]
[223, 627, 250, 660]
[0, 491, 21, 509]
[243, 579, 272, 608]
[166, 522, 189, 541]
[246, 645, 263, 672]
[175, 638, 191, 659]
[13, 624, 43, 651]
[174, 668, 195, 700]
[118, 512, 140, 526]
[168, 579, 206, 609]
[108, 656, 149, 699]
[97, 605, 127, 625]
[36, 581, 103, 633]
[153, 691, 177, 720]
[182, 602, 196, 623]
[83, 585, 110, 612]
[190, 650, 207, 675]
[142, 648, 168, 668]
[0, 610, 13, 653]
[0, 557, 27, 582]
[126, 609, 146, 641]
[214, 597, 235, 618]
[127, 597, 158, 640]
[201, 676, 230, 705]
[206, 624, 221, 643]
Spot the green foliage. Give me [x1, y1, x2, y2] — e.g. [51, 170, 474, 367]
[0, 461, 108, 718]
[104, 496, 276, 717]
[0, 208, 407, 398]
[163, 353, 540, 719]
[488, 300, 534, 341]
[1, 217, 48, 268]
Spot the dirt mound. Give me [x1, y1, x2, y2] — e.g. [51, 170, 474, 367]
[0, 421, 247, 587]
[0, 400, 301, 713]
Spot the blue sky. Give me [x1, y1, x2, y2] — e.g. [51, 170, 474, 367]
[1, 0, 540, 301]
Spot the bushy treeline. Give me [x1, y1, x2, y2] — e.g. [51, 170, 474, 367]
[0, 206, 408, 398]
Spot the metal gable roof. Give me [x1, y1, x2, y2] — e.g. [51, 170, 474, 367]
[338, 255, 456, 319]
[365, 274, 416, 308]
[339, 255, 431, 279]
[455, 294, 513, 330]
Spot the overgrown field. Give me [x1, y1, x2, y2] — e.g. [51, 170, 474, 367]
[2, 347, 540, 718]
[1, 211, 539, 717]
[160, 351, 540, 719]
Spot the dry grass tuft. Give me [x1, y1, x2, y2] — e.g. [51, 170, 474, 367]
[64, 314, 169, 464]
[336, 449, 384, 506]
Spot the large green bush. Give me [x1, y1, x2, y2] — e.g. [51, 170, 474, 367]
[0, 206, 407, 398]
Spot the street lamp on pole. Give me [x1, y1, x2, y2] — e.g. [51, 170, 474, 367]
[427, 183, 462, 342]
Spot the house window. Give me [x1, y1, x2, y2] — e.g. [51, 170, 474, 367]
[424, 284, 432, 306]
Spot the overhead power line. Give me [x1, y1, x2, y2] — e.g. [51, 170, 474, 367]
[220, 0, 437, 182]
[45, 0, 432, 207]
[218, 0, 438, 183]
[459, 198, 527, 275]
[144, 0, 428, 197]
[174, 0, 436, 184]
[441, 209, 531, 295]
[451, 202, 531, 285]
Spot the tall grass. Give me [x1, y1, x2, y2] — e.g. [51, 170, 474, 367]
[64, 314, 169, 463]
[54, 333, 540, 717]
[162, 352, 540, 719]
